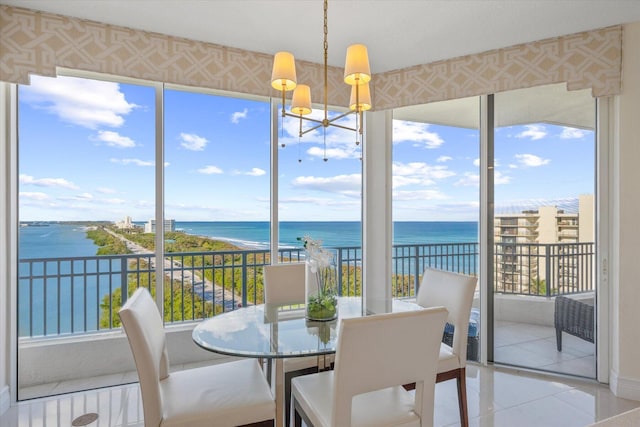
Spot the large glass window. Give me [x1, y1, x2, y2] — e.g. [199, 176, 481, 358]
[18, 74, 156, 398]
[164, 87, 271, 310]
[16, 75, 275, 400]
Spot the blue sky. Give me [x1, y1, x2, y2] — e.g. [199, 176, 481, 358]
[18, 75, 594, 222]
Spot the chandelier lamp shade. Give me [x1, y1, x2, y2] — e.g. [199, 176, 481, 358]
[270, 0, 372, 158]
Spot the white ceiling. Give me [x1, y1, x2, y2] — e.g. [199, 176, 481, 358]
[2, 0, 640, 73]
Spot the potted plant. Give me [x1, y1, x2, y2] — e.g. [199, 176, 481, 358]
[298, 236, 338, 321]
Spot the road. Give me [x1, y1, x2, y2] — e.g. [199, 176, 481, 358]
[107, 228, 241, 310]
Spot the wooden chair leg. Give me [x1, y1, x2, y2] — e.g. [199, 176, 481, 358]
[406, 368, 468, 426]
[238, 420, 274, 427]
[456, 367, 469, 427]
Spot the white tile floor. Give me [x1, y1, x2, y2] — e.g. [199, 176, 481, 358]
[495, 320, 596, 378]
[3, 320, 613, 426]
[17, 319, 597, 401]
[2, 364, 639, 427]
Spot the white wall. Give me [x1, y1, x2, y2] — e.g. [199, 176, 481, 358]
[610, 21, 640, 400]
[0, 83, 13, 415]
[18, 326, 229, 389]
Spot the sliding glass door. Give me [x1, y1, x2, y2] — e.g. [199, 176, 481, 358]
[491, 84, 597, 378]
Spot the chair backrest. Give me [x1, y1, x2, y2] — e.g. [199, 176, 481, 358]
[118, 288, 170, 427]
[332, 307, 448, 426]
[263, 262, 306, 305]
[416, 268, 478, 367]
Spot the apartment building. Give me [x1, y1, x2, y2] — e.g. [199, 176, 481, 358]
[494, 194, 594, 294]
[144, 218, 176, 234]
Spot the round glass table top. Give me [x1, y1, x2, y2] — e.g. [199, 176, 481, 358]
[192, 297, 420, 359]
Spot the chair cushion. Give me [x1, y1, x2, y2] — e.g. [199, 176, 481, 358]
[292, 371, 420, 427]
[161, 359, 274, 427]
[437, 342, 460, 373]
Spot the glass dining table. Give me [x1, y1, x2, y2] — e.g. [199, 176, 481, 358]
[192, 296, 421, 427]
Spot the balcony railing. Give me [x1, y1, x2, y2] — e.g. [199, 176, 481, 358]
[494, 242, 594, 296]
[18, 241, 594, 338]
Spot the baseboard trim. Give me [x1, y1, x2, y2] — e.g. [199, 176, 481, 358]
[610, 370, 640, 401]
[0, 385, 9, 416]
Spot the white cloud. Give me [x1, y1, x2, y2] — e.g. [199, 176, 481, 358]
[515, 153, 550, 167]
[75, 193, 94, 200]
[291, 174, 361, 194]
[509, 164, 518, 169]
[455, 172, 479, 187]
[95, 130, 135, 148]
[19, 192, 50, 200]
[393, 189, 449, 201]
[20, 75, 137, 129]
[495, 171, 511, 185]
[231, 167, 266, 176]
[96, 187, 117, 194]
[102, 198, 127, 205]
[231, 108, 248, 124]
[437, 156, 452, 163]
[19, 174, 79, 190]
[306, 145, 360, 160]
[516, 124, 547, 140]
[198, 165, 224, 174]
[245, 168, 266, 176]
[110, 158, 154, 167]
[455, 171, 511, 186]
[393, 120, 444, 148]
[560, 127, 586, 139]
[179, 133, 208, 151]
[392, 161, 455, 188]
[393, 175, 422, 187]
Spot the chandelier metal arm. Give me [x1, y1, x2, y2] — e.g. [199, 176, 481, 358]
[283, 109, 358, 136]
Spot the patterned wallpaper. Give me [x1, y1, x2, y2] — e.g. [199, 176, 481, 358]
[0, 5, 622, 111]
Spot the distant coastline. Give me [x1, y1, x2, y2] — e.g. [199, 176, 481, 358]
[19, 220, 479, 259]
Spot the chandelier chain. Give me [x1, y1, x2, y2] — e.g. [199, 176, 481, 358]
[323, 0, 329, 124]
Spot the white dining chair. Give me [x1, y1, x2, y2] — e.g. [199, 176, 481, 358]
[119, 287, 275, 427]
[414, 268, 478, 427]
[263, 262, 333, 427]
[264, 263, 307, 306]
[291, 307, 448, 427]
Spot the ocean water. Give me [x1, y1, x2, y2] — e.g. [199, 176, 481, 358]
[176, 221, 478, 250]
[20, 221, 478, 257]
[18, 221, 477, 337]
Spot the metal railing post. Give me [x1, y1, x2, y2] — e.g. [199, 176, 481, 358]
[336, 248, 343, 295]
[241, 252, 248, 308]
[121, 255, 129, 306]
[414, 246, 420, 296]
[545, 244, 552, 297]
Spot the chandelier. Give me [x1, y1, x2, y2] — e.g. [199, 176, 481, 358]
[270, 0, 372, 161]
